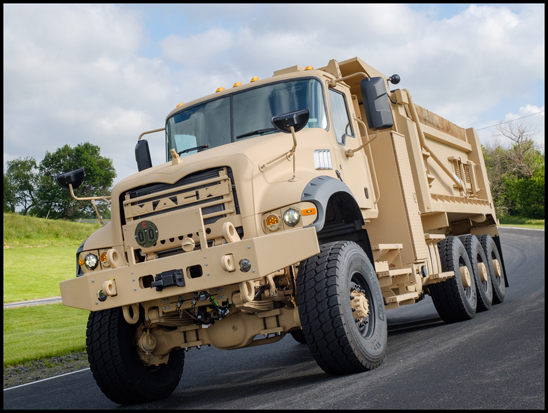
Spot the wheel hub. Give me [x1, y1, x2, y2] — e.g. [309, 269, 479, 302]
[460, 266, 471, 288]
[493, 259, 502, 278]
[350, 290, 369, 320]
[478, 262, 488, 282]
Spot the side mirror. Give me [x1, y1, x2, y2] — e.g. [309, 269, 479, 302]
[360, 77, 393, 130]
[135, 139, 153, 172]
[56, 168, 85, 190]
[271, 109, 310, 133]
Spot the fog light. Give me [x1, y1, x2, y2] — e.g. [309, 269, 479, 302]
[240, 259, 251, 272]
[97, 289, 107, 302]
[85, 253, 99, 270]
[283, 208, 301, 227]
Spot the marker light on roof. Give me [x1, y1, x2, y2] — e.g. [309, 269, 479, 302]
[250, 77, 259, 82]
[216, 87, 225, 93]
[305, 66, 314, 70]
[176, 102, 184, 108]
[233, 82, 242, 87]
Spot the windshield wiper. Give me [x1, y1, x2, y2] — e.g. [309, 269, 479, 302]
[178, 144, 209, 155]
[235, 128, 278, 140]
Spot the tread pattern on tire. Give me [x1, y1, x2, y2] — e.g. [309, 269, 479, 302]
[86, 308, 184, 405]
[478, 234, 505, 304]
[296, 241, 385, 375]
[459, 234, 493, 312]
[429, 236, 476, 323]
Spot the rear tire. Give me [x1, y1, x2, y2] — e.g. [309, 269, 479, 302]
[459, 234, 493, 312]
[429, 236, 477, 323]
[478, 234, 506, 304]
[296, 241, 387, 375]
[86, 307, 185, 405]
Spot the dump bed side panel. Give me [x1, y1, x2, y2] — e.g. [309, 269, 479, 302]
[364, 131, 429, 266]
[391, 91, 498, 235]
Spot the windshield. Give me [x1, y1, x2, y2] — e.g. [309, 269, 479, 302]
[166, 78, 327, 160]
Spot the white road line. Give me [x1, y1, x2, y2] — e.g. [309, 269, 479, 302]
[3, 368, 90, 391]
[4, 297, 62, 309]
[500, 226, 544, 231]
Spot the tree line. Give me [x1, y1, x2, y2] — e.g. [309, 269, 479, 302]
[3, 122, 545, 221]
[3, 142, 115, 220]
[482, 122, 544, 219]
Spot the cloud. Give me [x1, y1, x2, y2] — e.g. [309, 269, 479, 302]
[160, 4, 544, 126]
[161, 29, 234, 66]
[3, 3, 545, 187]
[475, 104, 545, 152]
[501, 105, 545, 150]
[3, 4, 175, 181]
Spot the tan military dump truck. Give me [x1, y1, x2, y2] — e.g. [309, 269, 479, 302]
[55, 56, 508, 404]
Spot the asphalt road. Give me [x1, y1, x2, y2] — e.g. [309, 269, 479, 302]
[4, 227, 544, 409]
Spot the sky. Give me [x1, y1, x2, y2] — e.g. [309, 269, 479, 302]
[3, 3, 545, 188]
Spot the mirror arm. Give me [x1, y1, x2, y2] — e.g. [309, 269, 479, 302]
[344, 117, 381, 205]
[68, 183, 111, 203]
[68, 183, 111, 226]
[259, 125, 298, 181]
[90, 199, 104, 226]
[288, 126, 297, 181]
[345, 117, 379, 157]
[138, 128, 165, 141]
[328, 72, 370, 88]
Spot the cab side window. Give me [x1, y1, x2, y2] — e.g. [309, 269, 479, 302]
[329, 89, 354, 145]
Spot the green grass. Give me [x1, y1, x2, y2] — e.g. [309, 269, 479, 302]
[1, 211, 543, 368]
[498, 215, 545, 229]
[3, 212, 100, 248]
[3, 304, 88, 367]
[3, 246, 79, 302]
[3, 213, 101, 302]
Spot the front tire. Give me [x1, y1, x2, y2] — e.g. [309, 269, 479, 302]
[429, 236, 477, 323]
[86, 307, 185, 405]
[296, 241, 387, 375]
[289, 329, 307, 344]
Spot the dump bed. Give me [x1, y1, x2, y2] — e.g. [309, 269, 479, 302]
[331, 57, 497, 266]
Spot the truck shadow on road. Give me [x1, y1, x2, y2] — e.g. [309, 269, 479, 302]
[139, 317, 445, 409]
[387, 316, 445, 336]
[138, 343, 337, 408]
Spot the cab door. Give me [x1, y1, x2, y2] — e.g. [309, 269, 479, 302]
[327, 86, 375, 210]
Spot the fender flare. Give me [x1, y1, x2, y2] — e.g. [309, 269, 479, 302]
[301, 175, 374, 265]
[301, 175, 356, 233]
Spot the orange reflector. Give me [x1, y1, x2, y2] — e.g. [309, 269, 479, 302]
[301, 207, 317, 216]
[304, 66, 314, 70]
[176, 102, 184, 108]
[250, 76, 259, 82]
[100, 252, 108, 262]
[233, 82, 242, 87]
[265, 214, 279, 226]
[216, 87, 225, 93]
[78, 258, 84, 266]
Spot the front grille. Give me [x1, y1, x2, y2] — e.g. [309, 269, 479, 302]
[122, 167, 239, 226]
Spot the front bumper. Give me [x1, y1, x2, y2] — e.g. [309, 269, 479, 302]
[60, 226, 319, 311]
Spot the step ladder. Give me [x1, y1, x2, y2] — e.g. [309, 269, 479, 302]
[373, 244, 419, 309]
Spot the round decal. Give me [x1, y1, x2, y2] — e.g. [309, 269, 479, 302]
[134, 220, 159, 248]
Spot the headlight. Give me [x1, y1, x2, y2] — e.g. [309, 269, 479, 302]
[84, 253, 99, 270]
[282, 208, 301, 227]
